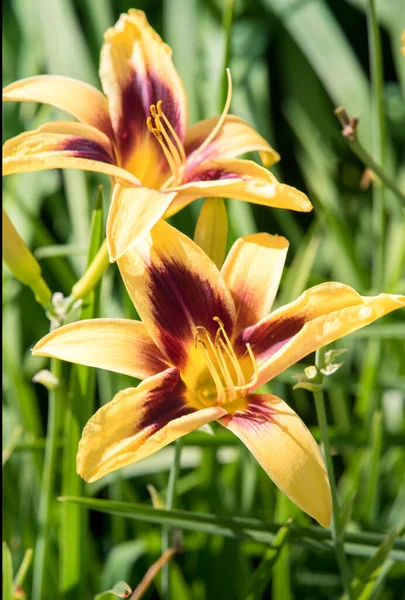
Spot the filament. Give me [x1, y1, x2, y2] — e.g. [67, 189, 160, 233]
[147, 101, 186, 179]
[194, 316, 258, 406]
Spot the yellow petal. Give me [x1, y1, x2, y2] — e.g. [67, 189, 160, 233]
[3, 122, 140, 185]
[165, 158, 312, 217]
[221, 233, 289, 332]
[100, 9, 187, 187]
[219, 394, 331, 527]
[117, 219, 236, 369]
[185, 114, 280, 167]
[240, 282, 405, 389]
[107, 184, 176, 262]
[194, 198, 228, 269]
[77, 368, 226, 482]
[3, 75, 112, 137]
[32, 318, 168, 380]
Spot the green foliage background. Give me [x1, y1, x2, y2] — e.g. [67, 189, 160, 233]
[2, 0, 405, 599]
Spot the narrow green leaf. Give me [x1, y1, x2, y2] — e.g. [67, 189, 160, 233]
[164, 0, 199, 124]
[276, 221, 321, 307]
[2, 425, 23, 467]
[340, 492, 357, 531]
[94, 581, 132, 600]
[262, 0, 372, 146]
[34, 245, 88, 260]
[13, 548, 34, 592]
[38, 0, 98, 85]
[364, 411, 383, 525]
[243, 521, 290, 600]
[58, 497, 405, 561]
[350, 527, 403, 599]
[60, 186, 104, 596]
[2, 543, 13, 600]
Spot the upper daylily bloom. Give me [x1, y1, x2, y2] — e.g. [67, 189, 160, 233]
[3, 9, 312, 261]
[33, 221, 405, 527]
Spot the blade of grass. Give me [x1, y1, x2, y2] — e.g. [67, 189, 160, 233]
[34, 245, 88, 260]
[220, 0, 235, 107]
[58, 497, 405, 561]
[163, 0, 199, 124]
[363, 411, 383, 526]
[312, 349, 354, 599]
[272, 495, 293, 600]
[349, 527, 403, 599]
[367, 0, 387, 288]
[32, 358, 64, 600]
[3, 543, 13, 600]
[161, 439, 183, 598]
[276, 220, 321, 307]
[243, 521, 290, 600]
[13, 548, 34, 595]
[60, 187, 104, 598]
[262, 0, 372, 146]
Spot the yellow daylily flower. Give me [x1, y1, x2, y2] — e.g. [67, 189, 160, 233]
[32, 222, 405, 527]
[3, 9, 312, 261]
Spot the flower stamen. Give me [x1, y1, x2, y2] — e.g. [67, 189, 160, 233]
[156, 101, 186, 163]
[195, 327, 236, 403]
[147, 101, 186, 180]
[194, 335, 226, 405]
[194, 317, 258, 406]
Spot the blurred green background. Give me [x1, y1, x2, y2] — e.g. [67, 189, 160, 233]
[3, 0, 405, 599]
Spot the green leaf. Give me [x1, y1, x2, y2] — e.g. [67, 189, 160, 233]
[262, 0, 372, 147]
[349, 526, 404, 599]
[276, 221, 321, 307]
[243, 521, 291, 600]
[94, 581, 132, 600]
[3, 543, 13, 600]
[340, 492, 357, 531]
[58, 497, 405, 561]
[13, 548, 34, 593]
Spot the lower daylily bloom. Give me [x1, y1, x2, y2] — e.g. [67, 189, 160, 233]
[32, 222, 405, 527]
[3, 9, 312, 261]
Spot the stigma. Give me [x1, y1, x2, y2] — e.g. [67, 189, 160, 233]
[194, 317, 258, 406]
[147, 100, 186, 183]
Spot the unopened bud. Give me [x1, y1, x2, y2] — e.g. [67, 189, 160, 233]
[2, 209, 51, 306]
[194, 198, 228, 269]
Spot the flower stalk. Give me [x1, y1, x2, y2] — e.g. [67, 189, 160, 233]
[334, 108, 405, 206]
[312, 348, 354, 599]
[70, 239, 110, 302]
[161, 438, 183, 598]
[32, 358, 63, 600]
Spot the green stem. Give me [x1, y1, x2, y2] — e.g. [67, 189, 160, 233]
[70, 238, 109, 301]
[161, 439, 183, 598]
[335, 112, 405, 206]
[313, 349, 354, 600]
[32, 358, 63, 600]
